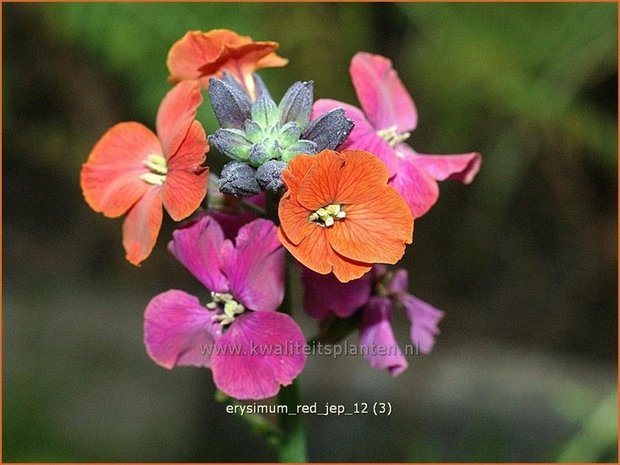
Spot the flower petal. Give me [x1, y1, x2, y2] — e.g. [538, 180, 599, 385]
[350, 52, 417, 133]
[221, 219, 284, 312]
[360, 296, 408, 376]
[278, 194, 316, 246]
[387, 268, 409, 295]
[301, 267, 371, 319]
[334, 149, 391, 204]
[279, 225, 372, 283]
[392, 145, 482, 218]
[157, 80, 204, 158]
[164, 120, 209, 221]
[278, 225, 332, 275]
[203, 41, 287, 79]
[167, 30, 225, 87]
[167, 29, 286, 97]
[400, 145, 482, 184]
[122, 187, 163, 266]
[294, 149, 392, 211]
[211, 311, 306, 400]
[281, 154, 315, 195]
[80, 122, 160, 217]
[390, 152, 440, 219]
[328, 186, 413, 264]
[402, 294, 444, 354]
[168, 215, 229, 293]
[144, 290, 220, 369]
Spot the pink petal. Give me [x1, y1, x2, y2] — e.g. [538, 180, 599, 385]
[164, 120, 209, 221]
[156, 81, 204, 158]
[350, 52, 417, 134]
[402, 294, 444, 354]
[392, 144, 482, 218]
[122, 187, 163, 266]
[220, 219, 284, 312]
[80, 122, 160, 218]
[168, 215, 229, 293]
[211, 311, 306, 400]
[400, 145, 482, 184]
[301, 267, 372, 320]
[144, 290, 221, 369]
[390, 152, 440, 219]
[359, 296, 408, 376]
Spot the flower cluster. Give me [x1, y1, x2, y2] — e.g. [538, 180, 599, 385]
[81, 29, 480, 400]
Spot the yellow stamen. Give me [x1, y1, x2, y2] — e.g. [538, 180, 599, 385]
[208, 292, 245, 326]
[309, 203, 346, 227]
[141, 154, 168, 185]
[377, 125, 410, 147]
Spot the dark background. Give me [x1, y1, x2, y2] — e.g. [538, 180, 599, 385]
[3, 2, 617, 462]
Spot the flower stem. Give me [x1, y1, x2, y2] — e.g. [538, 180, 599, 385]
[272, 245, 308, 462]
[276, 378, 308, 462]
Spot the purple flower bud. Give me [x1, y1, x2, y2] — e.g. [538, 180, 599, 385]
[208, 78, 251, 129]
[278, 81, 313, 128]
[256, 159, 287, 192]
[208, 129, 252, 161]
[303, 108, 354, 151]
[219, 161, 261, 197]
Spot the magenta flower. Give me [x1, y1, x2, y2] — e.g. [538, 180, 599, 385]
[312, 52, 481, 218]
[144, 215, 306, 400]
[303, 265, 444, 376]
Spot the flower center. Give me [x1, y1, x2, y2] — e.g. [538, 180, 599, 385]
[308, 203, 346, 227]
[377, 125, 410, 147]
[140, 154, 168, 185]
[207, 292, 245, 326]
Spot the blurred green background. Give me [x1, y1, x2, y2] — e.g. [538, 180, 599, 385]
[3, 2, 617, 462]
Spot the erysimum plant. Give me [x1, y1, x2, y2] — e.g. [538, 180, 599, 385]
[80, 28, 481, 462]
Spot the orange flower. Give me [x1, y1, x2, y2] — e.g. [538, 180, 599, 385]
[80, 81, 209, 266]
[278, 150, 414, 282]
[167, 29, 288, 98]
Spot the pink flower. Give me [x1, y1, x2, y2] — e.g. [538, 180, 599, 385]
[302, 265, 444, 376]
[80, 81, 209, 265]
[312, 52, 481, 218]
[144, 216, 306, 400]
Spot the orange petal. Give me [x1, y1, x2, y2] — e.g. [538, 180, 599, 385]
[164, 120, 209, 221]
[167, 31, 225, 86]
[167, 29, 287, 92]
[157, 81, 204, 158]
[278, 226, 332, 275]
[201, 41, 287, 98]
[80, 122, 160, 218]
[278, 222, 372, 283]
[167, 120, 209, 169]
[255, 50, 289, 70]
[207, 29, 252, 46]
[278, 192, 315, 246]
[335, 149, 390, 204]
[164, 168, 208, 221]
[327, 186, 413, 264]
[329, 250, 373, 283]
[213, 41, 287, 76]
[296, 150, 344, 210]
[281, 154, 315, 194]
[122, 187, 164, 266]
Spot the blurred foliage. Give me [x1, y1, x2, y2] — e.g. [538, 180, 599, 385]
[3, 2, 617, 462]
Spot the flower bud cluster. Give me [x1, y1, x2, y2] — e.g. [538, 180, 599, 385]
[208, 74, 354, 195]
